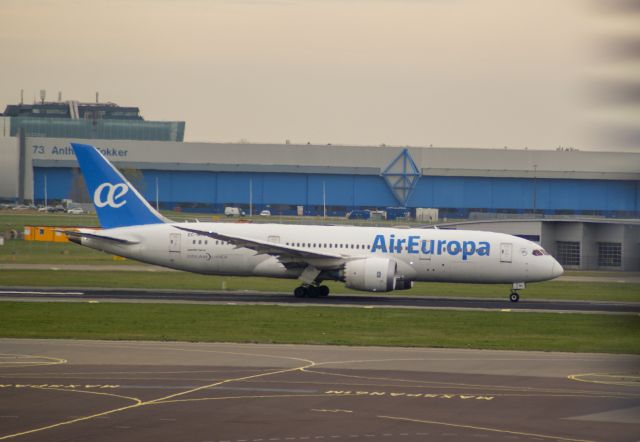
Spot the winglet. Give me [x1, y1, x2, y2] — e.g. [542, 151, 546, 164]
[71, 143, 170, 228]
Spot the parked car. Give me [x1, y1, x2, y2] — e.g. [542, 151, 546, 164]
[347, 210, 370, 220]
[259, 209, 271, 217]
[67, 207, 84, 215]
[224, 207, 245, 217]
[386, 207, 412, 221]
[12, 204, 36, 211]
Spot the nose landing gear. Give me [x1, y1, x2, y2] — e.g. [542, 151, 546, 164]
[509, 282, 526, 302]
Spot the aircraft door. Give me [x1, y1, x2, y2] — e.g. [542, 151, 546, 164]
[169, 233, 181, 253]
[500, 243, 512, 263]
[268, 235, 280, 244]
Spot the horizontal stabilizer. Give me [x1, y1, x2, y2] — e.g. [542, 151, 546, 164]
[61, 229, 140, 245]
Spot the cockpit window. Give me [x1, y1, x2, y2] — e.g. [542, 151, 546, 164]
[532, 249, 544, 256]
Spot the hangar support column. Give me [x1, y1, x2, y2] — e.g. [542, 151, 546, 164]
[17, 129, 26, 203]
[622, 225, 640, 271]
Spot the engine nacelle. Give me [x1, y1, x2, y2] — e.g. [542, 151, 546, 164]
[342, 257, 397, 292]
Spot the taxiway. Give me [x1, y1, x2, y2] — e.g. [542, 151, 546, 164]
[0, 339, 638, 441]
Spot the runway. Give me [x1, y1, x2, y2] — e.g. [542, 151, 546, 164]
[0, 339, 638, 442]
[0, 287, 638, 314]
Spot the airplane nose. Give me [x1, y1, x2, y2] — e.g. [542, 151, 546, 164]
[551, 260, 564, 278]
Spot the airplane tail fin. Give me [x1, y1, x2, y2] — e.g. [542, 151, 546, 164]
[71, 143, 169, 228]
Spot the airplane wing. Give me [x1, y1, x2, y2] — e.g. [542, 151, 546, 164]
[173, 226, 345, 266]
[60, 229, 140, 245]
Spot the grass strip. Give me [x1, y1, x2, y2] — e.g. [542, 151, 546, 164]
[1, 269, 639, 302]
[0, 302, 638, 354]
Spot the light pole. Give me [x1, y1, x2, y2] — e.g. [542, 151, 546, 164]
[533, 164, 538, 216]
[249, 178, 253, 217]
[323, 181, 326, 220]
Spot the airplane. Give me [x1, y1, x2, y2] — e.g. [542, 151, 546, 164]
[63, 143, 564, 302]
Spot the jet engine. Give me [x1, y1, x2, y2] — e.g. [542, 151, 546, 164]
[342, 257, 398, 292]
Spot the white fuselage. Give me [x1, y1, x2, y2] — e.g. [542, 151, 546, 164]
[78, 222, 563, 285]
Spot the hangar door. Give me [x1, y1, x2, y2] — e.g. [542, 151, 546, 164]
[500, 243, 512, 263]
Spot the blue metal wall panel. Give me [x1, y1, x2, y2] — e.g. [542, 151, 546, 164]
[464, 178, 493, 207]
[432, 177, 467, 207]
[501, 178, 537, 209]
[307, 175, 355, 206]
[353, 176, 397, 207]
[140, 171, 217, 204]
[409, 179, 433, 207]
[32, 167, 639, 215]
[217, 173, 256, 205]
[261, 174, 307, 205]
[548, 180, 587, 210]
[604, 181, 636, 211]
[532, 180, 550, 211]
[33, 168, 75, 200]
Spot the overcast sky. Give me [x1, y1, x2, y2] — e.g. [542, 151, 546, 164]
[1, 0, 637, 151]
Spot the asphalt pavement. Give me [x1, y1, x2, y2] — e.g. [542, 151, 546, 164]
[0, 287, 638, 314]
[1, 339, 639, 442]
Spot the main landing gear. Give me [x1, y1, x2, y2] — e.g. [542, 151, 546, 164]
[293, 284, 330, 298]
[509, 282, 526, 303]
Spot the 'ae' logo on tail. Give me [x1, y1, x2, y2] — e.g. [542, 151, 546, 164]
[94, 183, 129, 208]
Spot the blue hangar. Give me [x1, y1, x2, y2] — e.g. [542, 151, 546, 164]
[1, 136, 639, 218]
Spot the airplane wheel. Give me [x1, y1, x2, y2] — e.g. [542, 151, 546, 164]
[307, 286, 321, 298]
[318, 285, 330, 297]
[509, 292, 520, 303]
[294, 286, 307, 298]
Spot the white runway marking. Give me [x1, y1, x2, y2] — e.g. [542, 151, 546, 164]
[0, 290, 84, 296]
